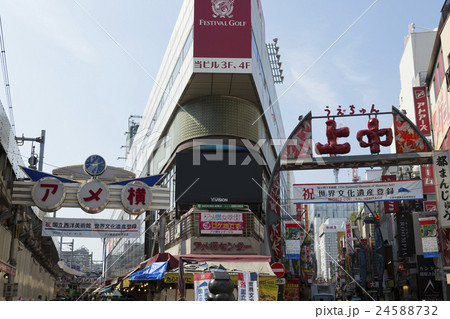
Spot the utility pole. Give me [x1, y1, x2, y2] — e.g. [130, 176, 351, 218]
[15, 130, 46, 171]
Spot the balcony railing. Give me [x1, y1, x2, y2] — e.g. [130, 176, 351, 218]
[165, 210, 265, 250]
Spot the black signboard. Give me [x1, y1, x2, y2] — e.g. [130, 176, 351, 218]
[396, 212, 415, 257]
[417, 255, 443, 301]
[175, 150, 262, 204]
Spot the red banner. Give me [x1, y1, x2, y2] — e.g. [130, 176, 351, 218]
[421, 164, 436, 194]
[382, 175, 398, 213]
[413, 87, 431, 136]
[194, 0, 251, 58]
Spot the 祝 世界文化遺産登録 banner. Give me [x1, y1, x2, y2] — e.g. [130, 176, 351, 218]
[293, 180, 423, 204]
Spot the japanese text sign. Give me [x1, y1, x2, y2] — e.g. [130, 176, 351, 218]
[433, 150, 450, 227]
[293, 180, 423, 204]
[31, 178, 66, 212]
[238, 272, 258, 301]
[121, 181, 152, 215]
[200, 212, 244, 234]
[42, 217, 140, 238]
[413, 87, 431, 135]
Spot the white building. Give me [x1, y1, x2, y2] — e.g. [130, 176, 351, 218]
[106, 0, 293, 278]
[318, 218, 346, 280]
[398, 24, 436, 117]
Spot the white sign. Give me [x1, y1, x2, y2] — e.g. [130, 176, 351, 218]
[77, 179, 109, 214]
[42, 217, 140, 238]
[238, 272, 258, 301]
[200, 212, 244, 234]
[121, 181, 152, 215]
[294, 180, 423, 204]
[194, 272, 212, 301]
[433, 150, 450, 228]
[31, 178, 66, 212]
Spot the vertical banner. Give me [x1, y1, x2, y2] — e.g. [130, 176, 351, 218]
[421, 165, 436, 194]
[382, 175, 399, 213]
[238, 272, 258, 301]
[396, 213, 415, 257]
[194, 272, 213, 301]
[433, 150, 450, 228]
[345, 223, 353, 255]
[412, 87, 432, 136]
[419, 217, 439, 258]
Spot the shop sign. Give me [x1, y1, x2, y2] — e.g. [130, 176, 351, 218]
[396, 213, 415, 257]
[424, 201, 438, 212]
[199, 212, 244, 234]
[421, 165, 436, 194]
[417, 255, 443, 301]
[419, 216, 439, 258]
[382, 175, 399, 213]
[413, 87, 432, 135]
[192, 240, 252, 252]
[433, 151, 450, 227]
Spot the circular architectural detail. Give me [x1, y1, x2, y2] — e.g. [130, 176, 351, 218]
[121, 181, 152, 215]
[77, 179, 109, 214]
[31, 177, 66, 212]
[84, 154, 106, 176]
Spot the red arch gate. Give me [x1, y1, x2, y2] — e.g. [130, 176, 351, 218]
[264, 106, 449, 299]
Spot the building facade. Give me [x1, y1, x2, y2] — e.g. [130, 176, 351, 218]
[0, 100, 60, 300]
[106, 0, 292, 280]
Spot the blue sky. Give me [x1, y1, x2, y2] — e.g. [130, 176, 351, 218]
[0, 0, 445, 259]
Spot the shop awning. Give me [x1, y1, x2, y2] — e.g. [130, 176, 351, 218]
[137, 252, 179, 270]
[129, 261, 168, 281]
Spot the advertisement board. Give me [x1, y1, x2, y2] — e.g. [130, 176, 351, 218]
[175, 151, 262, 204]
[194, 0, 252, 73]
[42, 217, 140, 238]
[199, 212, 244, 234]
[294, 180, 423, 204]
[419, 216, 439, 258]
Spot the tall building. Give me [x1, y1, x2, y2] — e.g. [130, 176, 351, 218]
[309, 203, 359, 280]
[106, 0, 292, 280]
[398, 24, 437, 117]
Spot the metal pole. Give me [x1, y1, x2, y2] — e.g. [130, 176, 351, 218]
[101, 238, 106, 285]
[38, 130, 45, 171]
